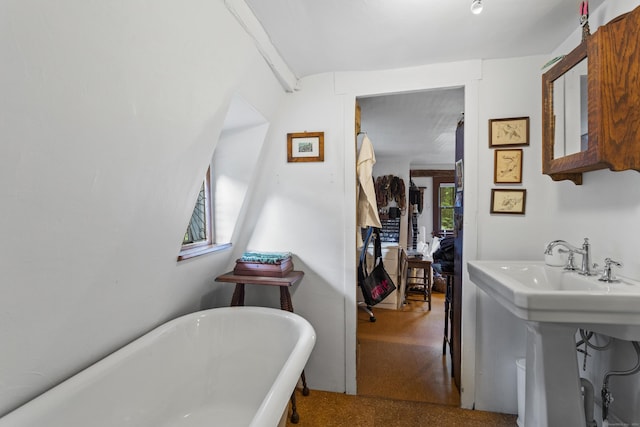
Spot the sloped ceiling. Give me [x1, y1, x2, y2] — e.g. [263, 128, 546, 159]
[245, 0, 603, 78]
[243, 0, 602, 166]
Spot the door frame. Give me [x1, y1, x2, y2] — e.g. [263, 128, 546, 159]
[341, 64, 481, 410]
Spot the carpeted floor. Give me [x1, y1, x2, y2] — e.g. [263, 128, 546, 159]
[357, 292, 460, 406]
[285, 390, 517, 426]
[286, 291, 518, 426]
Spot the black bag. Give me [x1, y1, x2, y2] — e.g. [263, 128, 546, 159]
[358, 227, 397, 306]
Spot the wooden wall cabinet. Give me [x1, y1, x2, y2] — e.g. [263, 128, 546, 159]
[542, 6, 640, 185]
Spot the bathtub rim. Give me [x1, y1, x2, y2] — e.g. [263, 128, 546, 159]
[0, 306, 316, 427]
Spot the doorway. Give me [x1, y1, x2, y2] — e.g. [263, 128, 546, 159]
[355, 87, 464, 406]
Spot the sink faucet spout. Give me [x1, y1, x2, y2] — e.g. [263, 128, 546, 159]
[544, 239, 580, 255]
[544, 238, 593, 275]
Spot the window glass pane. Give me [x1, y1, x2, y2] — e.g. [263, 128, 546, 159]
[184, 182, 207, 244]
[439, 185, 455, 231]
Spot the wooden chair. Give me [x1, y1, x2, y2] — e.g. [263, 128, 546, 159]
[405, 258, 432, 310]
[441, 270, 454, 377]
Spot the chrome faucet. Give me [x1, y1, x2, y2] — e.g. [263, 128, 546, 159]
[544, 238, 594, 275]
[599, 258, 623, 283]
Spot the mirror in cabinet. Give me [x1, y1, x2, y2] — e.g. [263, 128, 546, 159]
[552, 57, 588, 158]
[542, 42, 595, 185]
[542, 6, 640, 185]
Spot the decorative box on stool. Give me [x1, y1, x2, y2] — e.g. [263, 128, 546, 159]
[233, 251, 294, 277]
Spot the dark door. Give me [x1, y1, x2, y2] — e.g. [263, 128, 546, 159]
[452, 118, 464, 390]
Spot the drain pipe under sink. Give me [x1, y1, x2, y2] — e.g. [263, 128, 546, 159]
[580, 378, 598, 427]
[601, 341, 640, 423]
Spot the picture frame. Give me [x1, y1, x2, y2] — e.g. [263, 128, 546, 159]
[287, 132, 324, 162]
[455, 159, 464, 192]
[489, 117, 530, 147]
[494, 149, 523, 184]
[490, 189, 526, 215]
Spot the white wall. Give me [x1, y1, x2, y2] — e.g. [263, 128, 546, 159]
[467, 55, 546, 414]
[4, 0, 639, 421]
[222, 73, 351, 391]
[550, 2, 640, 423]
[246, 1, 640, 416]
[472, 1, 640, 421]
[213, 100, 269, 244]
[236, 62, 482, 403]
[0, 0, 286, 415]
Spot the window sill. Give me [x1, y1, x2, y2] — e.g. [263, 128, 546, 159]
[177, 242, 231, 261]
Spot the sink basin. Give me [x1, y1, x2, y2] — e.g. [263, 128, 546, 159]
[467, 260, 640, 340]
[468, 260, 640, 426]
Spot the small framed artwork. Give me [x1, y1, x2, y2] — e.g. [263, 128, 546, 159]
[455, 159, 464, 192]
[491, 189, 526, 215]
[287, 132, 324, 162]
[494, 149, 523, 184]
[489, 117, 530, 147]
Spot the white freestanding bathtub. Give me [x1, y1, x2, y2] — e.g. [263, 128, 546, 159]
[0, 306, 316, 427]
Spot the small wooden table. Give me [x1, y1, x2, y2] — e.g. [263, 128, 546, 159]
[406, 258, 432, 310]
[216, 270, 304, 310]
[215, 270, 308, 424]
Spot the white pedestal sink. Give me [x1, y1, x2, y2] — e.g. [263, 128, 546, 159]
[467, 261, 640, 427]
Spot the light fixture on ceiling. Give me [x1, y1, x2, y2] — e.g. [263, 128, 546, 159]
[470, 0, 483, 15]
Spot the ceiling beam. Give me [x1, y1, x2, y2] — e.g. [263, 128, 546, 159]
[224, 0, 299, 92]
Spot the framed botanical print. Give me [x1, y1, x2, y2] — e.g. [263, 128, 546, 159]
[489, 117, 529, 147]
[494, 149, 523, 184]
[490, 189, 526, 214]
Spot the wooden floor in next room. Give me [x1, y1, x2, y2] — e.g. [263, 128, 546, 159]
[286, 292, 517, 426]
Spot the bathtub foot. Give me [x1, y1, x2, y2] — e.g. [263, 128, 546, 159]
[301, 371, 310, 396]
[290, 392, 300, 424]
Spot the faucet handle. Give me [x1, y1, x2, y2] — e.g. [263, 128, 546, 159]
[563, 251, 579, 271]
[599, 258, 623, 283]
[605, 258, 623, 268]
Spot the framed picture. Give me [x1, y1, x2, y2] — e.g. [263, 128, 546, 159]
[455, 159, 464, 192]
[287, 132, 324, 162]
[494, 149, 523, 184]
[489, 117, 529, 147]
[490, 189, 526, 214]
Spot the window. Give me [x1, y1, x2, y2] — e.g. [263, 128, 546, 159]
[176, 94, 266, 261]
[431, 174, 455, 237]
[177, 167, 229, 261]
[183, 170, 211, 247]
[438, 183, 455, 233]
[411, 169, 456, 238]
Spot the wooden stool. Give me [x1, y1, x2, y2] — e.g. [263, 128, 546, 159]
[215, 271, 309, 424]
[406, 258, 432, 310]
[441, 271, 454, 365]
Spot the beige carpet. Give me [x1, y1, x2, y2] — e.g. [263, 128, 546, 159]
[285, 292, 517, 426]
[357, 292, 459, 406]
[286, 390, 517, 427]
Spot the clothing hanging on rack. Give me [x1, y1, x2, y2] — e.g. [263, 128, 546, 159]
[356, 134, 382, 322]
[356, 134, 382, 228]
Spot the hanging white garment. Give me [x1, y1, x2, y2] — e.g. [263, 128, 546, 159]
[356, 135, 382, 228]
